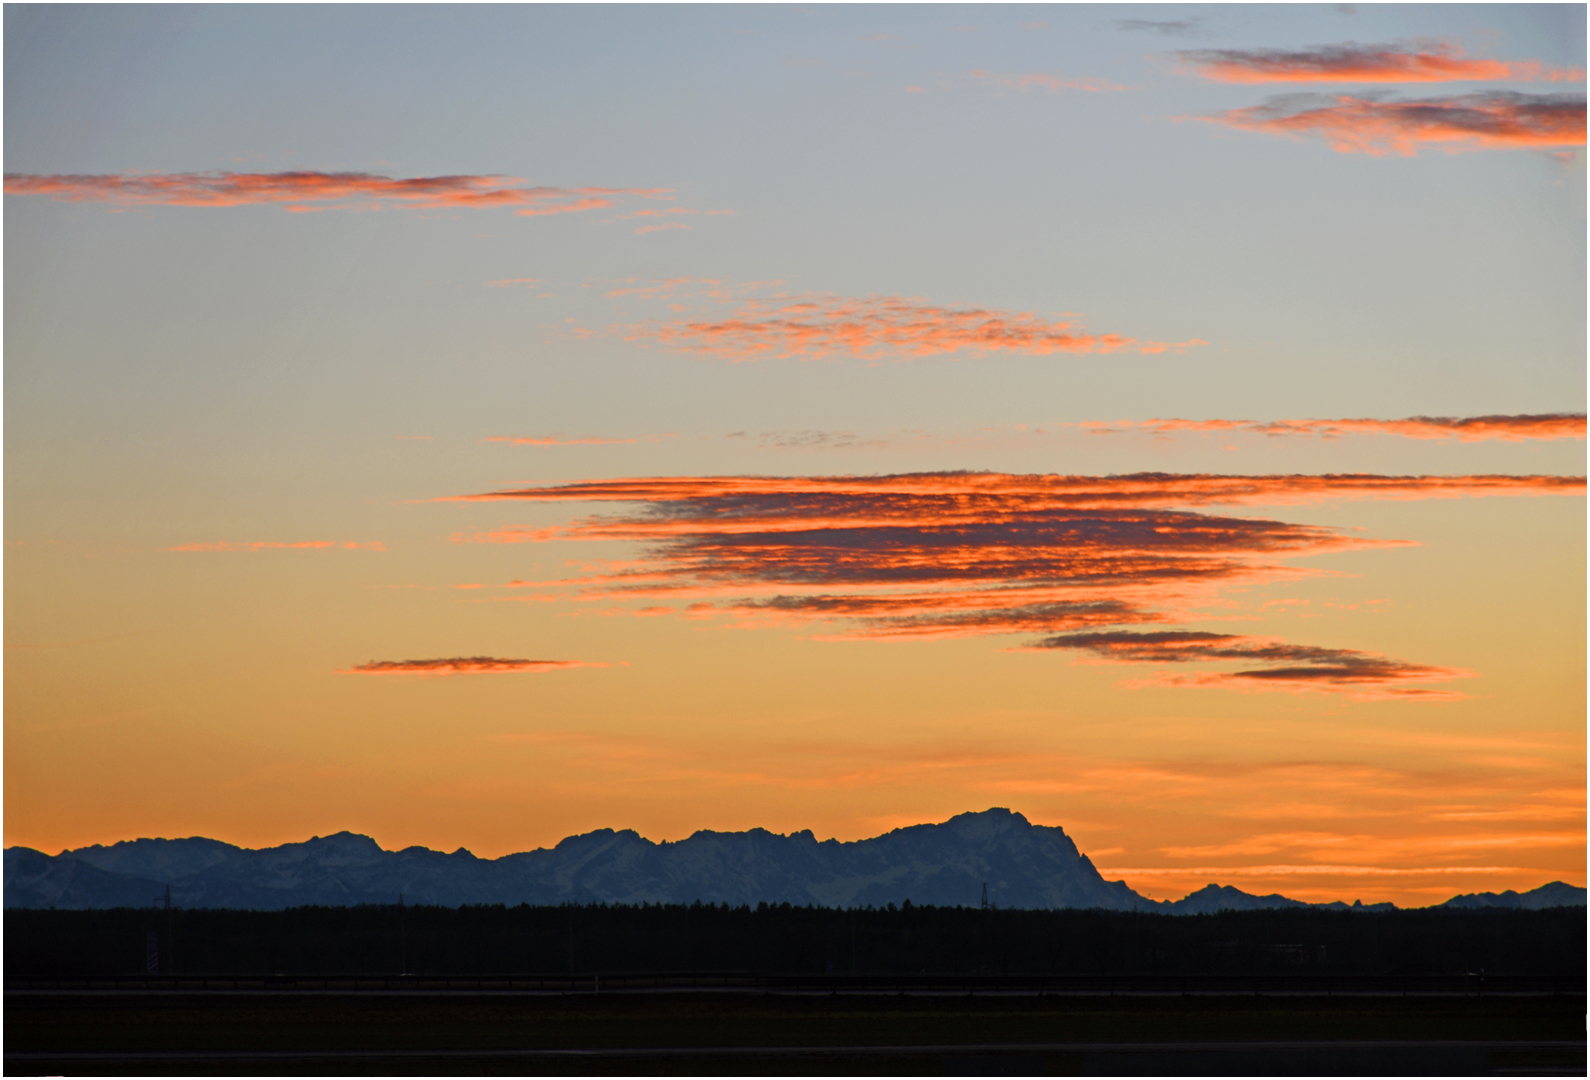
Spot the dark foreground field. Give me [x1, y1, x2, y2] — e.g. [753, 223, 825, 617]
[6, 905, 1583, 1075]
[6, 988, 1584, 1076]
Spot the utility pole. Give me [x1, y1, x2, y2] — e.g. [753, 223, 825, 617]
[981, 882, 989, 911]
[164, 885, 175, 974]
[399, 893, 408, 975]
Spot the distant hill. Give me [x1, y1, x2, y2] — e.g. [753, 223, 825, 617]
[1437, 882, 1588, 910]
[1159, 884, 1397, 915]
[5, 809, 1582, 913]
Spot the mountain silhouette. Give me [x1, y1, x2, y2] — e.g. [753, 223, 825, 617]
[5, 808, 1583, 912]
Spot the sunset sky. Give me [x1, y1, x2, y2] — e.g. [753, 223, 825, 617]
[5, 3, 1585, 906]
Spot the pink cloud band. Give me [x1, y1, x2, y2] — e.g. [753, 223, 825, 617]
[3, 171, 672, 215]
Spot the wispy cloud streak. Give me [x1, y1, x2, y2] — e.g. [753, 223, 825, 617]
[167, 540, 385, 552]
[1178, 41, 1585, 84]
[968, 69, 1131, 92]
[1116, 19, 1202, 37]
[1032, 630, 1472, 700]
[612, 294, 1202, 361]
[3, 171, 672, 215]
[445, 471, 1582, 512]
[339, 657, 609, 676]
[1199, 91, 1585, 155]
[484, 434, 673, 447]
[1087, 413, 1587, 442]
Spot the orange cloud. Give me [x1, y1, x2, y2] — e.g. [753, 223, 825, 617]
[615, 294, 1197, 361]
[1089, 413, 1587, 441]
[1178, 41, 1586, 84]
[443, 474, 1384, 639]
[968, 69, 1131, 92]
[2, 171, 672, 214]
[1032, 630, 1472, 701]
[166, 540, 385, 552]
[1200, 91, 1586, 155]
[434, 471, 1576, 666]
[338, 657, 609, 676]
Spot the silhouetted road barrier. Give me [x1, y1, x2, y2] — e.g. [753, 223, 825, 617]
[5, 1040, 1585, 1076]
[6, 971, 1584, 995]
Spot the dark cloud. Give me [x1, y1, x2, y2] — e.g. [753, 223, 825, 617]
[1031, 631, 1472, 700]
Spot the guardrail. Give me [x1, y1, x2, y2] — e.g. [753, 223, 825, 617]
[6, 972, 1584, 995]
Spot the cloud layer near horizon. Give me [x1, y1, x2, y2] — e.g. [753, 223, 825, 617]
[1087, 413, 1587, 441]
[1178, 41, 1585, 84]
[339, 657, 607, 676]
[611, 294, 1204, 361]
[435, 471, 1579, 696]
[2, 171, 670, 215]
[1200, 91, 1586, 155]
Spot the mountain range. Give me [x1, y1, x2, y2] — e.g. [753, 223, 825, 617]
[5, 808, 1583, 914]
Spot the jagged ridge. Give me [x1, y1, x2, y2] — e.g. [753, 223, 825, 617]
[5, 808, 1583, 913]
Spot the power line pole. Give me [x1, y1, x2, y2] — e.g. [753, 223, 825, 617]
[164, 885, 174, 974]
[399, 893, 408, 975]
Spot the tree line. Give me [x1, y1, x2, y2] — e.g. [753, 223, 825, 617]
[5, 902, 1582, 977]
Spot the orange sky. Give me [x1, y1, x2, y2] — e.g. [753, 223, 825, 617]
[5, 4, 1584, 907]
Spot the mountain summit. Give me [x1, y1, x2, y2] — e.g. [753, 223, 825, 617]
[5, 809, 1583, 912]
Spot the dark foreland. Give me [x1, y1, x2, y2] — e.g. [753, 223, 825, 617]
[7, 904, 1585, 1077]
